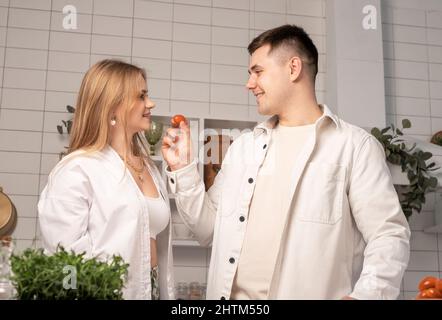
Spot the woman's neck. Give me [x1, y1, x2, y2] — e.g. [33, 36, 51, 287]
[110, 129, 135, 158]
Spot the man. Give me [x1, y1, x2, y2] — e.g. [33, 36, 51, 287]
[162, 25, 410, 300]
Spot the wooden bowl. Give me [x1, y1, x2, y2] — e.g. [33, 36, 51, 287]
[0, 187, 17, 237]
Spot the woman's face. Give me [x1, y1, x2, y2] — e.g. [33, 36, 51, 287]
[125, 77, 156, 134]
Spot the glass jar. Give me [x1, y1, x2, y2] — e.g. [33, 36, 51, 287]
[0, 237, 14, 300]
[200, 282, 207, 300]
[189, 281, 202, 300]
[175, 282, 189, 300]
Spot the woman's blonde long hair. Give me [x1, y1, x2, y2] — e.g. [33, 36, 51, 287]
[68, 59, 149, 158]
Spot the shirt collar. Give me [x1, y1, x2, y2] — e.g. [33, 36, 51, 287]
[253, 104, 340, 137]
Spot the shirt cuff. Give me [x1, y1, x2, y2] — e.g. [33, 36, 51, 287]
[164, 159, 200, 193]
[349, 284, 399, 300]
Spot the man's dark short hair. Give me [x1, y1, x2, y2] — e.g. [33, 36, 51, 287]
[248, 24, 319, 81]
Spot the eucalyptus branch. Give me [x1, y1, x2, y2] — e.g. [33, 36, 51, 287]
[372, 119, 439, 220]
[56, 105, 75, 159]
[56, 105, 75, 135]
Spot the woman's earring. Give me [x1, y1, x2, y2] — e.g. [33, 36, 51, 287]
[110, 117, 116, 126]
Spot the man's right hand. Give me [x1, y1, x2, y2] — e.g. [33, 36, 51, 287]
[161, 120, 192, 171]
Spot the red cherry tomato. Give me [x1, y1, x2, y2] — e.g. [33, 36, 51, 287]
[418, 276, 438, 292]
[171, 114, 187, 128]
[436, 278, 442, 293]
[417, 288, 442, 299]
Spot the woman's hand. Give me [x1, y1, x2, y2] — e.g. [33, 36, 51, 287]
[161, 120, 192, 171]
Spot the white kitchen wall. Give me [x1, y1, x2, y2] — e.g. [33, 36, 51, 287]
[0, 0, 326, 288]
[2, 0, 440, 301]
[381, 0, 442, 300]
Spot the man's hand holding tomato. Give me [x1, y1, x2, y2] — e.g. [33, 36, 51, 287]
[161, 115, 192, 171]
[171, 114, 186, 128]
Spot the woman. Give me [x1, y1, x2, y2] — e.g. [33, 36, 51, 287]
[38, 60, 174, 300]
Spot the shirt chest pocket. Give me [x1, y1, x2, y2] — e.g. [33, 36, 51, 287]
[294, 162, 346, 224]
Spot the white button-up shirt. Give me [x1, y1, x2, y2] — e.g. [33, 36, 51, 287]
[38, 146, 175, 300]
[166, 105, 410, 300]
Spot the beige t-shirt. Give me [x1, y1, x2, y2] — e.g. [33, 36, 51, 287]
[231, 123, 315, 299]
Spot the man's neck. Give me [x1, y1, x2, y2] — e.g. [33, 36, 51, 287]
[278, 100, 323, 127]
[275, 82, 322, 126]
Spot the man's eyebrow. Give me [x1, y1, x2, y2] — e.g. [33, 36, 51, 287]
[141, 89, 148, 94]
[248, 64, 262, 75]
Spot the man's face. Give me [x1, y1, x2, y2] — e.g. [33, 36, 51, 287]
[246, 44, 292, 116]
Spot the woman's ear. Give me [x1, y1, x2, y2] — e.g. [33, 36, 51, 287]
[289, 56, 302, 82]
[112, 104, 124, 120]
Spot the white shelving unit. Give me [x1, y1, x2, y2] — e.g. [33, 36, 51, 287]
[148, 114, 258, 246]
[172, 239, 200, 247]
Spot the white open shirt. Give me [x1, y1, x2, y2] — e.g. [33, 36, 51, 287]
[38, 146, 175, 300]
[166, 105, 410, 300]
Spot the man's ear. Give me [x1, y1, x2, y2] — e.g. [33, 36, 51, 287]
[289, 56, 302, 82]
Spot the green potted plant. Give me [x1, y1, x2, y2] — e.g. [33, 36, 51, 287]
[371, 119, 439, 220]
[10, 246, 129, 300]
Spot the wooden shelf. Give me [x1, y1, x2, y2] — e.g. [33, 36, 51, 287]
[151, 155, 163, 162]
[172, 239, 200, 247]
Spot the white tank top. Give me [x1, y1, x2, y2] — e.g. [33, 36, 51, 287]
[145, 195, 169, 240]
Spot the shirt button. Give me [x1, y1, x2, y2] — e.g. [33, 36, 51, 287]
[248, 178, 254, 184]
[263, 144, 267, 149]
[170, 178, 175, 184]
[229, 257, 235, 264]
[220, 296, 226, 300]
[239, 216, 245, 222]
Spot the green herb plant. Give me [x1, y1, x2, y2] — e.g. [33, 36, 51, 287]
[10, 246, 129, 300]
